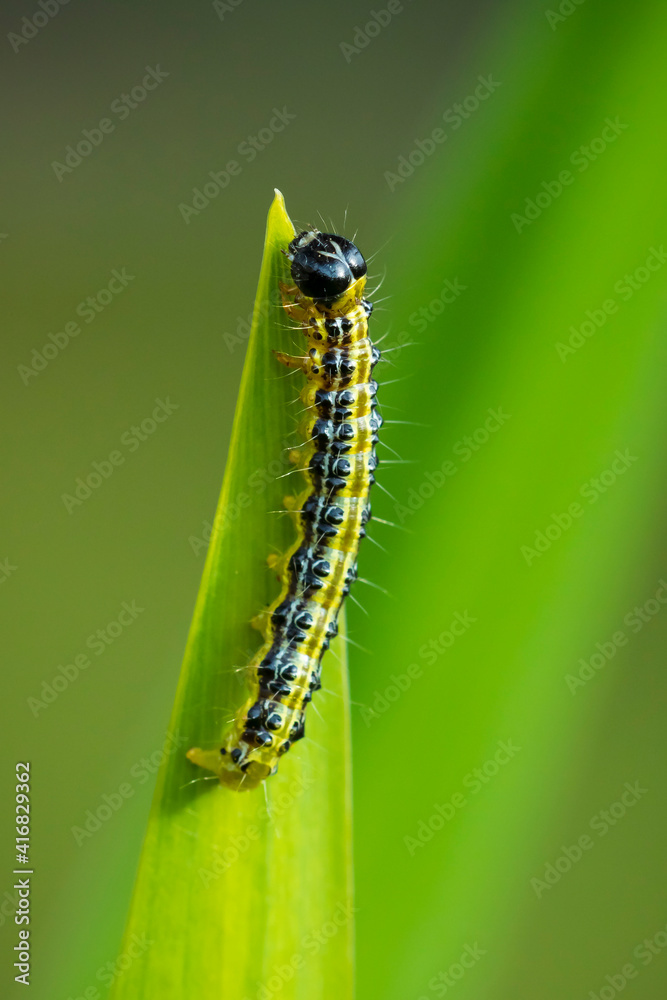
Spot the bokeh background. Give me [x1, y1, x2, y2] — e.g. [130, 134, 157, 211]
[2, 1, 667, 998]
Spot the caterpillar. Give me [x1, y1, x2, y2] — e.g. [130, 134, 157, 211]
[187, 227, 381, 790]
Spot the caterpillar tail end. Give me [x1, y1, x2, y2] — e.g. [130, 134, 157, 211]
[186, 746, 270, 791]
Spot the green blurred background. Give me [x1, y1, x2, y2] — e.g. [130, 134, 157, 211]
[2, 0, 666, 998]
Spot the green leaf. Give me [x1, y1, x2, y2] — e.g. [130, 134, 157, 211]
[110, 191, 354, 1000]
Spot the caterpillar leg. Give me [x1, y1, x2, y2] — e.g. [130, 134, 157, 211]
[274, 350, 307, 371]
[283, 494, 302, 529]
[186, 746, 271, 791]
[267, 552, 290, 577]
[250, 611, 267, 632]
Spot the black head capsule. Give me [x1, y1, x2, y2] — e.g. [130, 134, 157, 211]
[289, 231, 367, 304]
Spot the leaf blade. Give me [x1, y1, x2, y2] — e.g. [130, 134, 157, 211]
[111, 191, 354, 1000]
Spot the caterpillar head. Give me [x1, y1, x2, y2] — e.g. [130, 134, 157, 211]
[288, 230, 367, 304]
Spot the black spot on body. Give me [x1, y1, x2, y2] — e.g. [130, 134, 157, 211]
[324, 505, 345, 525]
[246, 703, 263, 729]
[313, 558, 331, 578]
[290, 718, 305, 741]
[333, 458, 351, 477]
[294, 610, 314, 630]
[267, 680, 293, 698]
[312, 418, 333, 448]
[315, 389, 334, 415]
